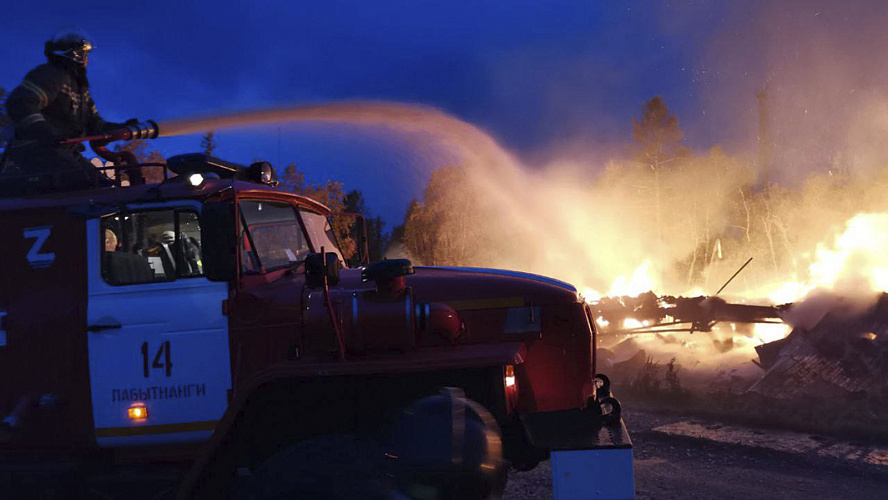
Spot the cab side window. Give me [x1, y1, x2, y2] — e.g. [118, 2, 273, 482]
[239, 200, 310, 274]
[299, 209, 344, 264]
[101, 210, 204, 285]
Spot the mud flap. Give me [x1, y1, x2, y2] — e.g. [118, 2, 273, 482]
[520, 409, 634, 500]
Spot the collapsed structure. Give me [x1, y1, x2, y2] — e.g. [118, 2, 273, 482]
[752, 293, 888, 403]
[590, 291, 888, 418]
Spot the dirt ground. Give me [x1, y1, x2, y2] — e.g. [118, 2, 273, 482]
[5, 409, 887, 499]
[505, 409, 888, 500]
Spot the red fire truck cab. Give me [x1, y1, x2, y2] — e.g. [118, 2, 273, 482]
[0, 152, 629, 498]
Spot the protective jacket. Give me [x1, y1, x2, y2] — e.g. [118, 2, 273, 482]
[6, 57, 121, 144]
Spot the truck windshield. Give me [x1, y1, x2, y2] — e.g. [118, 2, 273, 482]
[239, 200, 310, 273]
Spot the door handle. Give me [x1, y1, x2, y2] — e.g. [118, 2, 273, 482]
[88, 318, 122, 333]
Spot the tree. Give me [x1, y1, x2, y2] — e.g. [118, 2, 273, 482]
[632, 96, 687, 167]
[201, 131, 218, 156]
[278, 162, 357, 260]
[630, 97, 690, 274]
[344, 190, 389, 263]
[112, 139, 167, 183]
[402, 198, 437, 264]
[402, 166, 486, 266]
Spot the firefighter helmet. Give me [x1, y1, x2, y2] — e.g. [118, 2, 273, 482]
[45, 30, 94, 67]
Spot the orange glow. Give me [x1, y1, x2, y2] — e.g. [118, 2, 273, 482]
[127, 405, 148, 421]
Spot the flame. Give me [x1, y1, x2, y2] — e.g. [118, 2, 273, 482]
[588, 214, 888, 307]
[581, 287, 603, 304]
[586, 212, 888, 367]
[622, 318, 645, 329]
[808, 213, 888, 291]
[608, 261, 657, 298]
[752, 323, 792, 344]
[749, 213, 888, 304]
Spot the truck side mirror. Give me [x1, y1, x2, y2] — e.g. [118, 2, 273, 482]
[201, 201, 237, 282]
[334, 212, 370, 267]
[305, 251, 341, 288]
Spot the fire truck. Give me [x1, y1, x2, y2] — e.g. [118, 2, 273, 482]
[0, 123, 632, 499]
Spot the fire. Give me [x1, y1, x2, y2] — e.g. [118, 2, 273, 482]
[581, 287, 603, 304]
[607, 261, 657, 298]
[752, 213, 888, 305]
[622, 318, 646, 329]
[808, 213, 888, 292]
[583, 211, 888, 367]
[586, 211, 888, 363]
[752, 323, 791, 344]
[766, 281, 811, 305]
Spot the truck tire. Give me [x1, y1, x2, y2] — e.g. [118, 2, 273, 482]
[233, 389, 508, 500]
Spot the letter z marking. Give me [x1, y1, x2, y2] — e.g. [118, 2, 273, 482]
[23, 226, 55, 269]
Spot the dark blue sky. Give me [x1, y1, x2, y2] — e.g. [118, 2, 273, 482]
[1, 1, 801, 222]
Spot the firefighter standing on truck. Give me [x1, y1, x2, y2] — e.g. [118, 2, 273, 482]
[2, 30, 140, 192]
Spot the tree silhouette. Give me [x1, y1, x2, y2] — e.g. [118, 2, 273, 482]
[632, 96, 687, 167]
[201, 131, 218, 156]
[631, 96, 690, 271]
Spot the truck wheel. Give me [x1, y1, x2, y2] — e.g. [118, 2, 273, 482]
[232, 389, 508, 500]
[385, 388, 508, 500]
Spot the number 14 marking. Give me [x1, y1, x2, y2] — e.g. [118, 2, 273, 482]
[141, 341, 173, 378]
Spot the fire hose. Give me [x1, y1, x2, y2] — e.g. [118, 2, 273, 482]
[59, 120, 161, 186]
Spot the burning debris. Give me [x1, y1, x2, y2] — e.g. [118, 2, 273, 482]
[589, 290, 792, 398]
[592, 292, 788, 336]
[751, 292, 888, 403]
[592, 288, 888, 433]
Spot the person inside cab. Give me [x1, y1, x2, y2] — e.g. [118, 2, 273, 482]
[144, 230, 202, 279]
[102, 228, 153, 285]
[3, 30, 141, 193]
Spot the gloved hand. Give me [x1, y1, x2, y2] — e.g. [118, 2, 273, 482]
[22, 121, 62, 147]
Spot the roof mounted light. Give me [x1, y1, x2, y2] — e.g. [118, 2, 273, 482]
[187, 173, 205, 188]
[248, 161, 278, 186]
[166, 153, 279, 186]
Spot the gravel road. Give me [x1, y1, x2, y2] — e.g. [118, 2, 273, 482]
[6, 409, 887, 499]
[505, 410, 888, 500]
